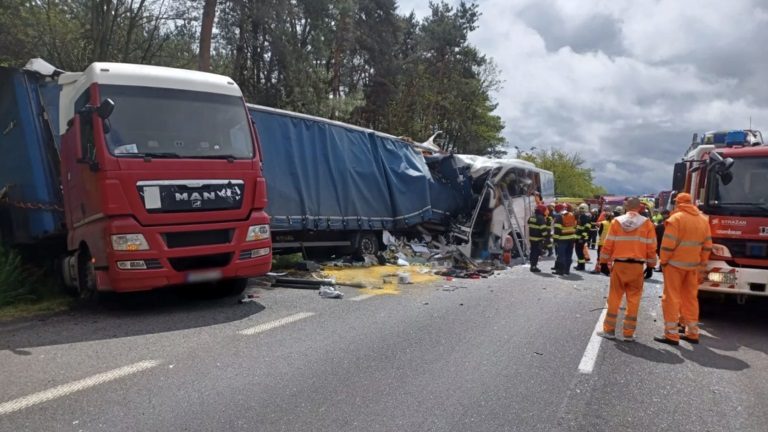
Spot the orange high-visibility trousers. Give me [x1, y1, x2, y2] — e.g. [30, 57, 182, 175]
[603, 262, 644, 337]
[584, 243, 591, 262]
[661, 265, 700, 342]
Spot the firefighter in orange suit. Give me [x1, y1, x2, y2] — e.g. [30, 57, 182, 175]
[597, 197, 657, 342]
[655, 193, 712, 346]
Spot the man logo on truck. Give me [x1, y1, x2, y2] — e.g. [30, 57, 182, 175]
[174, 186, 242, 203]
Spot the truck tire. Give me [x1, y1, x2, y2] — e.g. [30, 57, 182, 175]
[77, 247, 99, 302]
[353, 232, 379, 258]
[219, 278, 248, 297]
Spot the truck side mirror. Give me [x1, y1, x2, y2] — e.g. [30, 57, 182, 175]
[672, 162, 687, 192]
[96, 98, 115, 120]
[708, 151, 734, 185]
[719, 170, 734, 186]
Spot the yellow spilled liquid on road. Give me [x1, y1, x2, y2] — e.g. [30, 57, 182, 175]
[322, 265, 440, 296]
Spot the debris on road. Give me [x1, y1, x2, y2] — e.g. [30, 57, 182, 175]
[239, 293, 261, 304]
[319, 286, 344, 299]
[296, 261, 322, 272]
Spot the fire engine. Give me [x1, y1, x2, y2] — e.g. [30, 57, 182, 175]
[672, 129, 768, 301]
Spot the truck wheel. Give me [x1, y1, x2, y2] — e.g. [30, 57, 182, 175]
[77, 248, 99, 302]
[220, 278, 248, 297]
[354, 232, 379, 258]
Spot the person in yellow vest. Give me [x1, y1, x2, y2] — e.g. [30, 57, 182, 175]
[590, 210, 614, 274]
[553, 203, 578, 275]
[574, 203, 593, 271]
[527, 205, 551, 273]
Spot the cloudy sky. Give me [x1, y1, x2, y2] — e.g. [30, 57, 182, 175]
[397, 0, 768, 194]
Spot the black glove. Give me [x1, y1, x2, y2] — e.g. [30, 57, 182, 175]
[644, 266, 654, 279]
[600, 264, 610, 276]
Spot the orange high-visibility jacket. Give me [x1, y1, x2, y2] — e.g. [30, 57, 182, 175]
[660, 203, 712, 270]
[599, 212, 657, 266]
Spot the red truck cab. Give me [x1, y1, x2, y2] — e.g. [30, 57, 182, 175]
[57, 62, 271, 297]
[675, 130, 768, 299]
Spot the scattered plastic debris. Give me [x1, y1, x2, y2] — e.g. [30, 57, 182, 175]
[397, 272, 412, 284]
[239, 293, 261, 304]
[319, 285, 344, 299]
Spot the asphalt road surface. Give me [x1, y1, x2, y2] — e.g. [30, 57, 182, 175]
[2, 252, 767, 432]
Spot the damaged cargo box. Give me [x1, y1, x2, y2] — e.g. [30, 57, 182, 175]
[248, 105, 433, 256]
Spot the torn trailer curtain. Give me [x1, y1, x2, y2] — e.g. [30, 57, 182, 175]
[248, 105, 433, 231]
[423, 154, 474, 223]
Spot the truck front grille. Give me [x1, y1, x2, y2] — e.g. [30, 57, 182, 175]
[163, 229, 233, 249]
[168, 253, 232, 272]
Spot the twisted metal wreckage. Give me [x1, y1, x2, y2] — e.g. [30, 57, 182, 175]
[247, 105, 555, 269]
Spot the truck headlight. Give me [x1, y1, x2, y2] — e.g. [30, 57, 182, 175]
[708, 271, 736, 284]
[246, 224, 270, 241]
[111, 234, 150, 251]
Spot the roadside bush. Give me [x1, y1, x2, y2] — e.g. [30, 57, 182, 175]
[0, 245, 38, 306]
[272, 252, 304, 270]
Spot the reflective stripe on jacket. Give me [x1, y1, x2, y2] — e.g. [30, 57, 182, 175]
[528, 214, 551, 242]
[553, 212, 577, 240]
[660, 203, 712, 270]
[575, 213, 593, 241]
[599, 213, 658, 266]
[544, 216, 555, 246]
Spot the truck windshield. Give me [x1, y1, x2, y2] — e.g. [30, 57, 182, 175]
[99, 85, 254, 159]
[707, 157, 768, 215]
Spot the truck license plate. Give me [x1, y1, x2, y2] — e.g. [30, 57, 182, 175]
[186, 270, 222, 283]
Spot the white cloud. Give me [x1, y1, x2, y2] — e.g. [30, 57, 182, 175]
[397, 0, 768, 194]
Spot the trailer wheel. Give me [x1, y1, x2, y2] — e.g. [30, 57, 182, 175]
[354, 232, 379, 257]
[77, 248, 99, 302]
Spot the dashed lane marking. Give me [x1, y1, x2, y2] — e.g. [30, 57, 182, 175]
[0, 360, 161, 415]
[578, 306, 608, 374]
[348, 294, 376, 302]
[237, 312, 315, 335]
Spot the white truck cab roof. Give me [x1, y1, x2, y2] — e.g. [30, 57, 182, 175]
[25, 59, 243, 134]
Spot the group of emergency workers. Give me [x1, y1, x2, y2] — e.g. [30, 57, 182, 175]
[527, 193, 712, 345]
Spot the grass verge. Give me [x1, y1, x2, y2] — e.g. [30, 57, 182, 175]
[0, 296, 74, 321]
[0, 245, 72, 321]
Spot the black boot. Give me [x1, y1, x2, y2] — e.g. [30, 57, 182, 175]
[653, 336, 679, 346]
[551, 264, 562, 275]
[530, 266, 541, 273]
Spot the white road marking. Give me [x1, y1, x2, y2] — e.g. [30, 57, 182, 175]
[578, 307, 608, 374]
[237, 312, 315, 335]
[348, 294, 376, 302]
[0, 360, 161, 415]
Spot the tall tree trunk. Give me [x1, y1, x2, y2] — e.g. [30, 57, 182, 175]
[198, 0, 218, 71]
